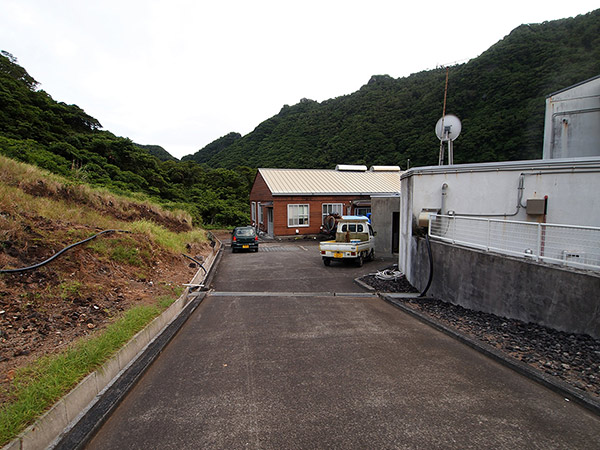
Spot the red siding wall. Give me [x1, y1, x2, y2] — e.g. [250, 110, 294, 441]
[250, 173, 370, 236]
[249, 172, 273, 202]
[272, 196, 370, 236]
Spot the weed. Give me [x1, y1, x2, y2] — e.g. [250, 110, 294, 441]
[0, 305, 161, 446]
[87, 239, 110, 257]
[156, 295, 176, 309]
[58, 281, 83, 300]
[111, 245, 141, 266]
[128, 220, 206, 253]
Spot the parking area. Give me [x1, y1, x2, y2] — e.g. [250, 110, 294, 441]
[208, 240, 385, 294]
[85, 241, 600, 449]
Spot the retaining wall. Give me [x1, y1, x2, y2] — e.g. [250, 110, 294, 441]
[410, 238, 600, 339]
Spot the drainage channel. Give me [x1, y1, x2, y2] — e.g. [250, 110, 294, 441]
[209, 291, 378, 298]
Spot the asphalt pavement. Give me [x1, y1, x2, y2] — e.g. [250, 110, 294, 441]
[85, 241, 600, 449]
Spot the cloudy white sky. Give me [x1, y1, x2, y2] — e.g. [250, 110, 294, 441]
[1, 1, 598, 159]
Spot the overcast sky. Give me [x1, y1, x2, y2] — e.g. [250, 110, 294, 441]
[1, 1, 598, 159]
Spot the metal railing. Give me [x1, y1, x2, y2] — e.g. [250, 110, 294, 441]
[428, 214, 600, 271]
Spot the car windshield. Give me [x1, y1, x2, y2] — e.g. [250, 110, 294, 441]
[235, 228, 255, 237]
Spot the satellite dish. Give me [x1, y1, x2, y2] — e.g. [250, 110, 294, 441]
[435, 114, 462, 142]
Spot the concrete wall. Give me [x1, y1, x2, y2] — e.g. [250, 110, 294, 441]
[370, 195, 400, 256]
[402, 158, 600, 230]
[400, 158, 600, 278]
[410, 239, 600, 338]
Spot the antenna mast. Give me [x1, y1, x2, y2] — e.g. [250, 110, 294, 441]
[438, 67, 450, 165]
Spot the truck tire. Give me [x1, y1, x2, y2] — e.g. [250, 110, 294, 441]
[356, 253, 363, 267]
[323, 257, 331, 266]
[368, 249, 375, 261]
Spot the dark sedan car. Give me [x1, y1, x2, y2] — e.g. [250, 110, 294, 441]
[231, 226, 259, 252]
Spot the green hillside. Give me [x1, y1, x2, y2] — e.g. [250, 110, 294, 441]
[135, 143, 178, 162]
[181, 132, 241, 164]
[1, 10, 598, 226]
[186, 10, 600, 169]
[0, 51, 254, 227]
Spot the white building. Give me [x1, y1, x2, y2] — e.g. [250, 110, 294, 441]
[543, 75, 600, 159]
[398, 76, 600, 338]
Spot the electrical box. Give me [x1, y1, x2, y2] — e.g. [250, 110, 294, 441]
[418, 208, 440, 228]
[526, 198, 546, 215]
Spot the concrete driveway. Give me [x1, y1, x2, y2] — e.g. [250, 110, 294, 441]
[86, 242, 600, 449]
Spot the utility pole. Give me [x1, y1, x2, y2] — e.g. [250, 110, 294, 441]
[438, 66, 450, 166]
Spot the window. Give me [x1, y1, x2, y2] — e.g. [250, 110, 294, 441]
[288, 204, 309, 227]
[234, 227, 256, 237]
[258, 202, 263, 224]
[322, 203, 344, 224]
[251, 202, 256, 223]
[340, 224, 364, 232]
[354, 207, 371, 217]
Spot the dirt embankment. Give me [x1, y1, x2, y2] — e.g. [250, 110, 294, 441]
[18, 179, 192, 232]
[0, 199, 209, 403]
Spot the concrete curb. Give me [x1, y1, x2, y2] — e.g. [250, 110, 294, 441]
[353, 277, 375, 292]
[51, 293, 206, 450]
[380, 293, 600, 417]
[3, 238, 223, 450]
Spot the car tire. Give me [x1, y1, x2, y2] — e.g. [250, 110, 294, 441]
[356, 253, 363, 267]
[323, 257, 331, 266]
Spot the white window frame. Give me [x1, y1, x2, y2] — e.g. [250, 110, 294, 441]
[321, 203, 344, 224]
[251, 202, 256, 223]
[258, 202, 263, 224]
[287, 204, 310, 227]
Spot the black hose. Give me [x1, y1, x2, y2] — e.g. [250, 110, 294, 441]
[182, 254, 207, 275]
[419, 234, 433, 297]
[0, 229, 126, 274]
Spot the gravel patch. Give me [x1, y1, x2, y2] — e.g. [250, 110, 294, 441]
[358, 269, 600, 401]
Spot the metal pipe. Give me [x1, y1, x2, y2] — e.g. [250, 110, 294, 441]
[419, 234, 433, 297]
[182, 254, 207, 275]
[0, 229, 126, 274]
[441, 183, 448, 214]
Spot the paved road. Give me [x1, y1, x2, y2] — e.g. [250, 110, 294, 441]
[86, 242, 600, 449]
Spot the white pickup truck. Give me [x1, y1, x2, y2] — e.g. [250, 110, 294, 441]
[319, 216, 375, 266]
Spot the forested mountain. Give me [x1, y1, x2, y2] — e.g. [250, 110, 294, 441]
[186, 10, 600, 169]
[135, 143, 178, 162]
[181, 132, 241, 164]
[0, 50, 254, 227]
[1, 10, 598, 227]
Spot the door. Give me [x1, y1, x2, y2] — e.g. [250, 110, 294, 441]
[392, 212, 400, 253]
[267, 207, 274, 237]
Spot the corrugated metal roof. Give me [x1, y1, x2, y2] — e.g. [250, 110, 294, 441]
[259, 168, 401, 195]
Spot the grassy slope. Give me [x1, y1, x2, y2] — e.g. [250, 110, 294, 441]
[0, 155, 210, 445]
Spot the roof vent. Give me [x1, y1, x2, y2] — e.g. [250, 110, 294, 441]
[335, 164, 368, 172]
[369, 166, 401, 172]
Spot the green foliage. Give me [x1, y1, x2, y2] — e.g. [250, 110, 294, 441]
[0, 304, 163, 446]
[181, 132, 241, 164]
[185, 10, 600, 169]
[135, 143, 178, 162]
[0, 52, 255, 227]
[1, 11, 598, 227]
[111, 245, 142, 266]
